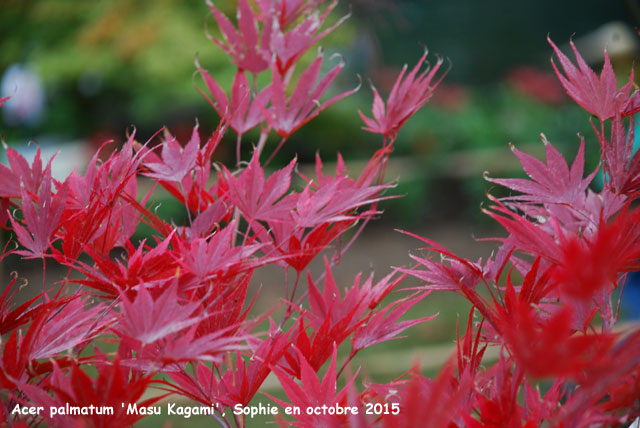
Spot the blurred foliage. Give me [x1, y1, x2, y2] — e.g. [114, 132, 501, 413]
[398, 87, 589, 154]
[365, 0, 635, 84]
[0, 0, 354, 142]
[2, 0, 221, 135]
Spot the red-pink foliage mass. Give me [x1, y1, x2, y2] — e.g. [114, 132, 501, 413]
[1, 2, 640, 427]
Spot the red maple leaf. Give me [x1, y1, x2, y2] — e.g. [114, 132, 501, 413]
[269, 346, 357, 427]
[352, 291, 436, 352]
[593, 113, 640, 195]
[255, 0, 324, 28]
[494, 285, 615, 379]
[144, 126, 200, 183]
[270, 1, 348, 75]
[197, 65, 270, 136]
[20, 359, 163, 428]
[0, 144, 47, 198]
[220, 150, 296, 222]
[486, 136, 595, 206]
[360, 49, 446, 142]
[261, 52, 358, 138]
[10, 167, 68, 259]
[548, 37, 635, 121]
[207, 0, 272, 73]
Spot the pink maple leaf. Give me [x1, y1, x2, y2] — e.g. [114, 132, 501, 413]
[165, 361, 222, 408]
[182, 198, 231, 240]
[220, 150, 297, 222]
[197, 65, 270, 136]
[262, 52, 358, 138]
[360, 49, 446, 142]
[256, 0, 324, 28]
[293, 172, 390, 228]
[255, 218, 351, 273]
[486, 135, 596, 206]
[116, 283, 247, 369]
[482, 196, 565, 264]
[176, 221, 261, 285]
[207, 0, 272, 73]
[1, 303, 58, 389]
[269, 346, 358, 427]
[138, 122, 226, 213]
[10, 167, 68, 259]
[352, 291, 436, 352]
[144, 125, 200, 183]
[164, 325, 288, 410]
[29, 297, 110, 360]
[270, 1, 348, 75]
[152, 325, 246, 365]
[292, 152, 394, 229]
[548, 37, 634, 121]
[116, 282, 202, 345]
[398, 230, 486, 292]
[0, 144, 46, 198]
[218, 325, 292, 406]
[593, 113, 640, 195]
[306, 259, 370, 331]
[247, 154, 379, 272]
[99, 132, 147, 200]
[20, 359, 162, 428]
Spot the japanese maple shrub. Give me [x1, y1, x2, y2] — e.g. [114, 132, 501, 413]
[1, 1, 442, 427]
[390, 39, 640, 427]
[2, 0, 640, 427]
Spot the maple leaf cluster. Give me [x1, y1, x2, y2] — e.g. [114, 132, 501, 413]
[395, 38, 640, 427]
[1, 1, 445, 427]
[2, 0, 639, 426]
